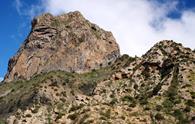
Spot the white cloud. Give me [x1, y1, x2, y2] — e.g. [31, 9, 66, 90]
[0, 77, 3, 82]
[26, 0, 195, 56]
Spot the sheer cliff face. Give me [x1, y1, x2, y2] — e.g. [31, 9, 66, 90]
[4, 11, 120, 82]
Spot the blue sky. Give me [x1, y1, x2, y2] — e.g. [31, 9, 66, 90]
[0, 0, 195, 80]
[0, 0, 30, 80]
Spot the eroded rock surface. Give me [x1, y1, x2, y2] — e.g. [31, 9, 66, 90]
[0, 40, 195, 124]
[4, 11, 120, 82]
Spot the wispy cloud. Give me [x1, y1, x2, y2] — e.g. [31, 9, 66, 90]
[13, 0, 45, 40]
[14, 0, 195, 56]
[15, 0, 23, 15]
[14, 0, 45, 19]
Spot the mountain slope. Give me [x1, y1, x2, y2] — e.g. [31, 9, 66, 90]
[0, 12, 195, 124]
[0, 40, 194, 124]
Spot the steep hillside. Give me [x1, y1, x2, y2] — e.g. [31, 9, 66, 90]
[0, 11, 195, 124]
[0, 40, 194, 124]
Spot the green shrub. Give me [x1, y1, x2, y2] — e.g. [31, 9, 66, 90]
[79, 81, 97, 96]
[133, 84, 138, 90]
[121, 95, 134, 102]
[156, 105, 163, 111]
[129, 100, 136, 108]
[172, 109, 189, 123]
[139, 96, 148, 105]
[173, 109, 183, 119]
[69, 104, 84, 112]
[26, 114, 32, 118]
[109, 98, 117, 106]
[167, 86, 177, 100]
[184, 106, 191, 112]
[151, 83, 162, 96]
[155, 113, 164, 120]
[56, 112, 64, 120]
[186, 99, 195, 107]
[190, 92, 195, 99]
[162, 99, 174, 113]
[67, 113, 78, 120]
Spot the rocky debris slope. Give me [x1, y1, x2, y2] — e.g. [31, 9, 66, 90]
[0, 40, 194, 124]
[4, 11, 120, 82]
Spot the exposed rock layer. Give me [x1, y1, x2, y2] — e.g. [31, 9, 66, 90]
[4, 11, 120, 82]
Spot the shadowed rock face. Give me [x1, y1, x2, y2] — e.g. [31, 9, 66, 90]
[4, 11, 120, 82]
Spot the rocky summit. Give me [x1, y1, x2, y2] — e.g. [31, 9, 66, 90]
[4, 11, 120, 82]
[0, 11, 195, 124]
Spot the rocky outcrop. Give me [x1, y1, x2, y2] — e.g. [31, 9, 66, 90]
[0, 40, 195, 124]
[1, 10, 195, 123]
[4, 11, 120, 82]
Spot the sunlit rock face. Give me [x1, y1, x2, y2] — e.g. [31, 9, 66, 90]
[4, 11, 120, 82]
